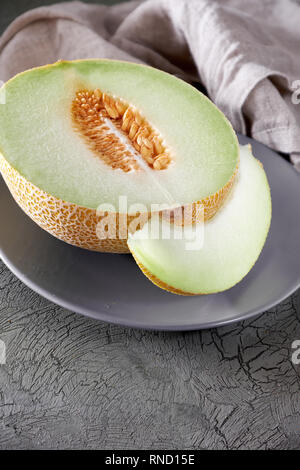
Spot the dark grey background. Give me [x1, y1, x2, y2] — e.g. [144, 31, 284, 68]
[0, 0, 300, 450]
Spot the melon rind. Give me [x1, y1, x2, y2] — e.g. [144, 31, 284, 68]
[0, 153, 129, 252]
[0, 154, 237, 253]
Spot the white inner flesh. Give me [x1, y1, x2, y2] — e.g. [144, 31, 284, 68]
[103, 118, 175, 205]
[0, 61, 238, 211]
[128, 145, 271, 294]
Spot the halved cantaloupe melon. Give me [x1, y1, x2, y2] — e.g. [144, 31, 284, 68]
[0, 59, 239, 253]
[128, 145, 271, 295]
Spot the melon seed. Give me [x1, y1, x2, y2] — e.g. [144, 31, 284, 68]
[72, 89, 172, 172]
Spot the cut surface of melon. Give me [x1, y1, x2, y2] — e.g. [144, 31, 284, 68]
[127, 145, 271, 295]
[0, 59, 238, 212]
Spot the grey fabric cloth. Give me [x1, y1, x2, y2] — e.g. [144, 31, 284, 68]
[0, 0, 300, 168]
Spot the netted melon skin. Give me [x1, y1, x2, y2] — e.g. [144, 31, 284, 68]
[0, 155, 130, 253]
[0, 155, 237, 253]
[200, 166, 238, 220]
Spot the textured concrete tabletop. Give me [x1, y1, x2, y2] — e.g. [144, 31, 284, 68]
[0, 0, 300, 451]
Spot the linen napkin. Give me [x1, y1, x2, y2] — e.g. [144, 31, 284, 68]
[0, 0, 300, 169]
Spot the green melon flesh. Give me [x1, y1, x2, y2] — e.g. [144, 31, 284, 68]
[0, 60, 238, 211]
[128, 145, 271, 294]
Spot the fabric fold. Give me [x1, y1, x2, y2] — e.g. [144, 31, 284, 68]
[0, 0, 299, 168]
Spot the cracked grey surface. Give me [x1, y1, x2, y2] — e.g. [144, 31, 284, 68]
[0, 0, 300, 451]
[0, 262, 299, 450]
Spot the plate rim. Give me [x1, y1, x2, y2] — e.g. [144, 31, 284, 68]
[1, 244, 300, 330]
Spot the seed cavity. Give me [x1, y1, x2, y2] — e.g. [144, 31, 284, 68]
[72, 89, 172, 172]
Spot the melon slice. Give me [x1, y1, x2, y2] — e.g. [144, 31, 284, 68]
[128, 145, 271, 295]
[0, 59, 238, 253]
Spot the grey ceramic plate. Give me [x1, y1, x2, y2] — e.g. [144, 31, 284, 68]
[0, 135, 300, 330]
